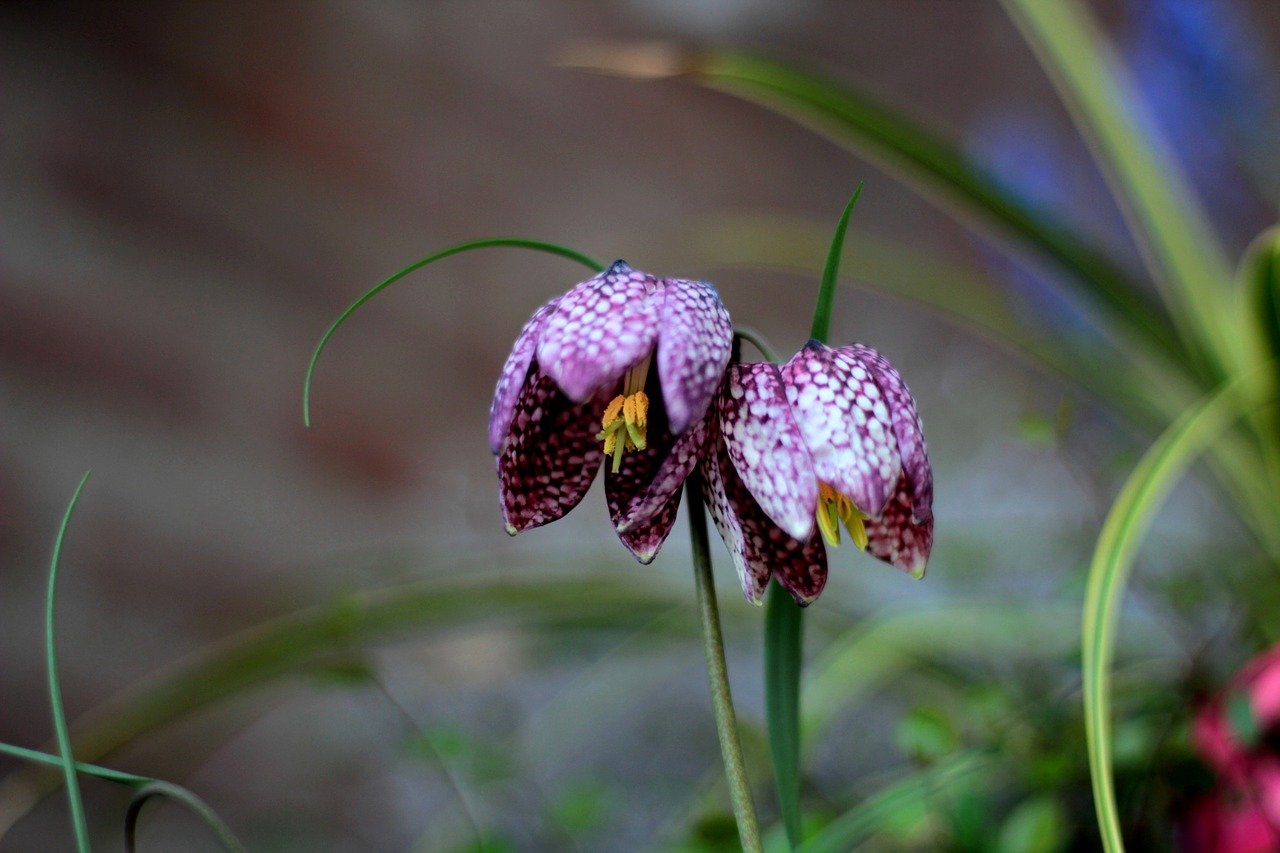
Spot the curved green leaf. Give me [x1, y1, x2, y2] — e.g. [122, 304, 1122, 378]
[303, 238, 603, 426]
[1081, 378, 1246, 852]
[45, 471, 92, 853]
[125, 781, 245, 853]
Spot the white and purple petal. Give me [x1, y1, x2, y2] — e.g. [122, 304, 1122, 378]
[845, 344, 932, 523]
[719, 362, 817, 541]
[536, 261, 660, 403]
[497, 369, 605, 534]
[489, 296, 560, 454]
[656, 278, 734, 434]
[781, 341, 900, 518]
[614, 488, 683, 565]
[612, 415, 709, 536]
[701, 419, 828, 606]
[864, 473, 933, 578]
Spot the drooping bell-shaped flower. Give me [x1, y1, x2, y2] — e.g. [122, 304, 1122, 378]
[490, 260, 733, 562]
[700, 340, 933, 604]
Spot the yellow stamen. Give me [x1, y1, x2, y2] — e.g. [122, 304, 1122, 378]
[598, 390, 650, 472]
[816, 482, 869, 551]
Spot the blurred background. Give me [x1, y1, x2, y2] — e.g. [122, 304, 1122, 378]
[2, 1, 1279, 850]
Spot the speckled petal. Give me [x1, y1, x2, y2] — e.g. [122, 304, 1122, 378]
[864, 473, 933, 578]
[845, 344, 933, 523]
[489, 296, 560, 454]
[701, 420, 828, 606]
[536, 261, 660, 403]
[719, 362, 817, 540]
[657, 278, 734, 434]
[497, 369, 605, 534]
[614, 488, 683, 565]
[781, 341, 901, 518]
[611, 415, 709, 535]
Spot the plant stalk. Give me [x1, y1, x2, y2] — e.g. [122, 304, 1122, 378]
[686, 482, 763, 853]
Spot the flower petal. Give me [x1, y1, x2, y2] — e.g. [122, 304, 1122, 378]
[611, 415, 708, 536]
[536, 260, 660, 403]
[781, 341, 900, 518]
[719, 362, 817, 540]
[864, 473, 933, 578]
[497, 369, 605, 534]
[614, 488, 683, 565]
[701, 420, 828, 606]
[657, 278, 733, 434]
[845, 344, 933, 523]
[489, 296, 560, 454]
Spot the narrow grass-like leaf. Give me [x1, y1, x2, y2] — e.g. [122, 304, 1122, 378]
[765, 191, 862, 849]
[303, 238, 603, 426]
[1000, 0, 1237, 378]
[764, 580, 804, 848]
[46, 470, 92, 853]
[647, 49, 1191, 376]
[809, 183, 863, 342]
[797, 751, 987, 853]
[1081, 378, 1246, 852]
[0, 743, 242, 851]
[124, 781, 245, 853]
[0, 742, 149, 787]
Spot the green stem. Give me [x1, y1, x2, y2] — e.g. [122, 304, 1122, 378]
[765, 581, 804, 847]
[808, 183, 864, 342]
[687, 482, 763, 853]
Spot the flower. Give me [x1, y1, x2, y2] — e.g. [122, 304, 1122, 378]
[1187, 644, 1280, 850]
[489, 260, 733, 562]
[700, 340, 933, 604]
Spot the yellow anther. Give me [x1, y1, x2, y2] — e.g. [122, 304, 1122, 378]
[598, 391, 650, 472]
[816, 482, 868, 550]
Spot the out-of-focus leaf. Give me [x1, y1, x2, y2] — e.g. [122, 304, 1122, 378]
[1081, 378, 1246, 852]
[797, 751, 987, 853]
[997, 796, 1067, 853]
[1000, 0, 1238, 378]
[666, 215, 1196, 432]
[1245, 226, 1280, 372]
[0, 572, 692, 833]
[895, 706, 958, 765]
[550, 780, 615, 835]
[652, 49, 1191, 375]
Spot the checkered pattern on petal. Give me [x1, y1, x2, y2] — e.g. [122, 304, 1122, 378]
[536, 261, 660, 403]
[700, 419, 828, 606]
[614, 488, 683, 565]
[656, 278, 734, 434]
[719, 362, 817, 541]
[865, 473, 933, 578]
[611, 416, 709, 537]
[781, 341, 900, 518]
[845, 344, 932, 523]
[497, 369, 605, 534]
[489, 296, 560, 454]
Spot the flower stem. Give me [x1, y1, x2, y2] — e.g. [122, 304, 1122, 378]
[686, 481, 763, 853]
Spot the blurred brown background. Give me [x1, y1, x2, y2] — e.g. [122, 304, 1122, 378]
[2, 1, 1278, 850]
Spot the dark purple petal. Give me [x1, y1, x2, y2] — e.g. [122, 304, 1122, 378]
[656, 278, 733, 434]
[701, 419, 828, 605]
[781, 341, 900, 518]
[489, 296, 560, 454]
[719, 362, 817, 541]
[614, 488, 683, 565]
[497, 369, 605, 534]
[536, 261, 660, 402]
[845, 344, 933, 523]
[864, 473, 933, 578]
[611, 416, 708, 535]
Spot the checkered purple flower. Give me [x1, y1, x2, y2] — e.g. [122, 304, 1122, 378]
[700, 340, 933, 605]
[489, 260, 733, 562]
